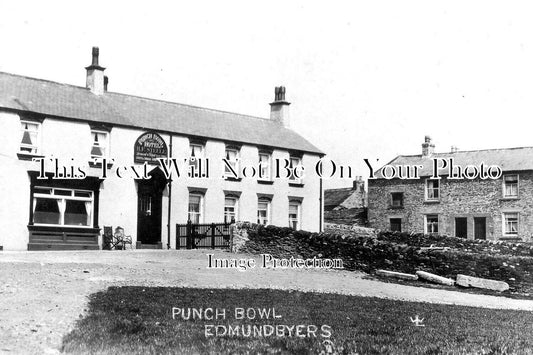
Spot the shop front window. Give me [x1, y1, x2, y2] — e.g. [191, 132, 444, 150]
[33, 187, 93, 227]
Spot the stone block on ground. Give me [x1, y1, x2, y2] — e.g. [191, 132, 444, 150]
[456, 274, 509, 292]
[376, 269, 418, 280]
[416, 271, 455, 286]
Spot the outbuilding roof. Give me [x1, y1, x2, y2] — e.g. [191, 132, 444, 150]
[377, 146, 533, 178]
[0, 71, 323, 155]
[324, 187, 355, 208]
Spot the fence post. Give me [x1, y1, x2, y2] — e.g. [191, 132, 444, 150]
[211, 223, 216, 249]
[186, 220, 192, 249]
[229, 222, 234, 252]
[175, 224, 179, 250]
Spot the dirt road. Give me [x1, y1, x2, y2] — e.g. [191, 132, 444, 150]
[2, 250, 533, 354]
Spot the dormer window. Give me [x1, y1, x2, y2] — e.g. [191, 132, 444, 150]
[90, 130, 109, 159]
[20, 120, 41, 155]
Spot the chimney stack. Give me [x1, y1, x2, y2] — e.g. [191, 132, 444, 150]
[269, 86, 290, 127]
[421, 135, 435, 157]
[353, 176, 364, 191]
[85, 47, 106, 95]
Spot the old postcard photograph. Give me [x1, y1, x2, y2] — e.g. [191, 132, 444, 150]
[1, 1, 533, 354]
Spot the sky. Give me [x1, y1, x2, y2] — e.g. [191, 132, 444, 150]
[1, 1, 533, 188]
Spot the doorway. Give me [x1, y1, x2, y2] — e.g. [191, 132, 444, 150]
[474, 217, 486, 240]
[455, 218, 467, 238]
[136, 168, 167, 245]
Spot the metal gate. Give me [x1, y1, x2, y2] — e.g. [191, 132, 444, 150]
[176, 221, 231, 249]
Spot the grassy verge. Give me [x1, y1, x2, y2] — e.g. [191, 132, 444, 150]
[62, 287, 533, 354]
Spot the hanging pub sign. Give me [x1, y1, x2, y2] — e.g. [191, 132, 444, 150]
[134, 132, 168, 165]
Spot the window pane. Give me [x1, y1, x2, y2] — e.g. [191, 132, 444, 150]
[259, 154, 270, 179]
[426, 215, 438, 234]
[257, 201, 269, 225]
[505, 175, 518, 183]
[35, 188, 52, 195]
[289, 157, 301, 180]
[224, 198, 237, 223]
[91, 131, 107, 158]
[188, 195, 201, 223]
[426, 180, 439, 200]
[34, 198, 60, 224]
[189, 145, 204, 171]
[391, 193, 403, 206]
[224, 149, 238, 175]
[390, 218, 402, 232]
[64, 200, 90, 226]
[289, 203, 300, 229]
[74, 191, 92, 198]
[20, 122, 39, 153]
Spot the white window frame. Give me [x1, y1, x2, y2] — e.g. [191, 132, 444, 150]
[258, 152, 272, 181]
[224, 147, 240, 178]
[503, 174, 519, 198]
[90, 129, 109, 159]
[289, 156, 303, 184]
[288, 201, 301, 230]
[257, 198, 271, 225]
[20, 120, 42, 155]
[425, 179, 440, 201]
[188, 193, 204, 224]
[189, 143, 205, 173]
[502, 212, 519, 236]
[32, 187, 94, 228]
[224, 196, 239, 223]
[424, 214, 439, 234]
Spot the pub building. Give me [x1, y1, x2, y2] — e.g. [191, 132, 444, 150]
[0, 47, 324, 251]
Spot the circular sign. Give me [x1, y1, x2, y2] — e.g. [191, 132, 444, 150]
[134, 132, 168, 165]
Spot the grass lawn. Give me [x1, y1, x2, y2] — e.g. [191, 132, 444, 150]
[62, 287, 533, 354]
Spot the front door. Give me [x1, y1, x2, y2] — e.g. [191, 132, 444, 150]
[137, 168, 166, 245]
[474, 217, 486, 240]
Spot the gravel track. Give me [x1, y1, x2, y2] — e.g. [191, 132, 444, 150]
[2, 249, 533, 354]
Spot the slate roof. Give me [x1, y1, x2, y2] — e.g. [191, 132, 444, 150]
[324, 187, 354, 207]
[0, 72, 323, 155]
[377, 146, 533, 178]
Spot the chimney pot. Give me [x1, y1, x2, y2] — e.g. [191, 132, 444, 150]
[269, 85, 290, 127]
[421, 135, 435, 157]
[92, 47, 99, 66]
[275, 86, 286, 101]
